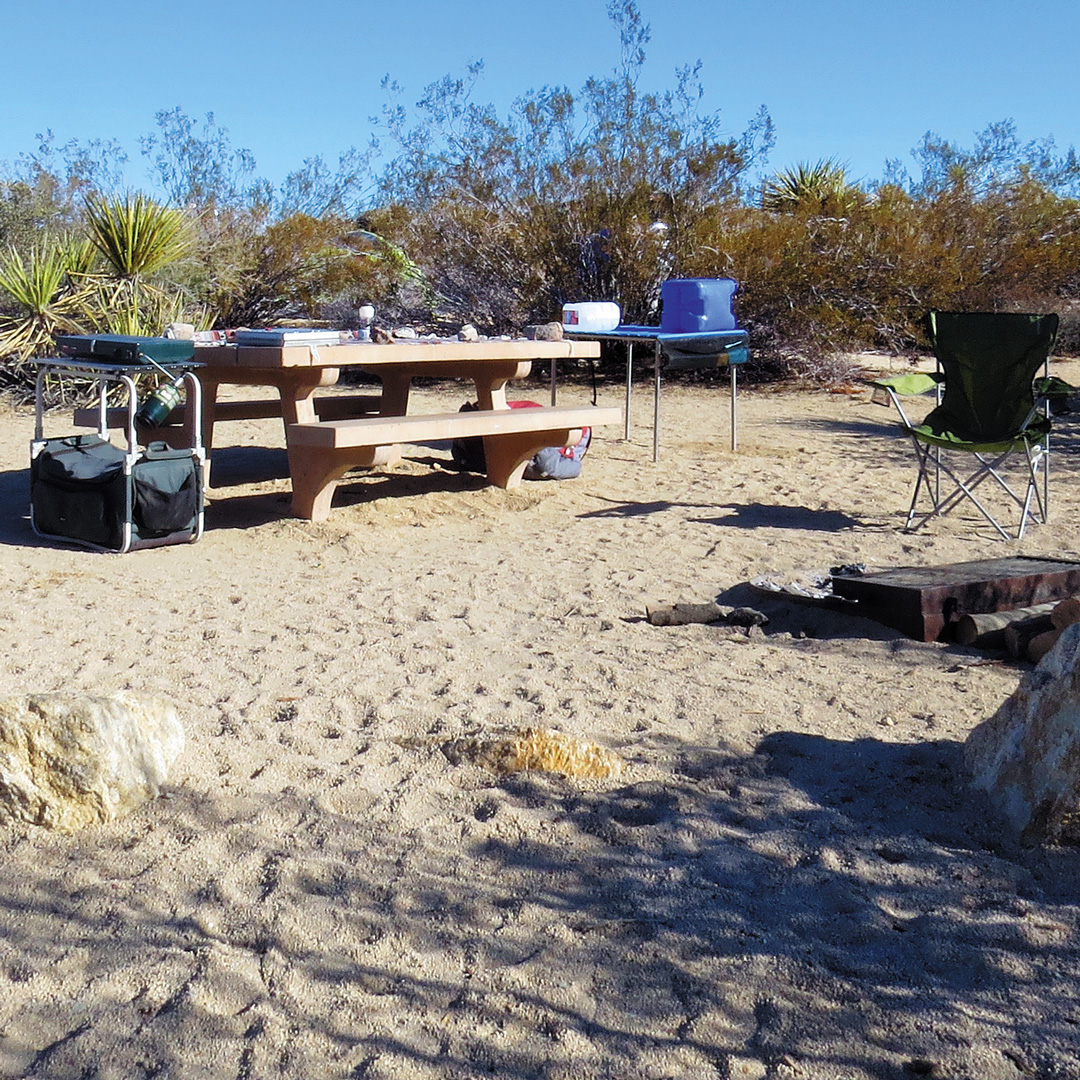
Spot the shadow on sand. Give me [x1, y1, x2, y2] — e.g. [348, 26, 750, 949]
[580, 495, 883, 533]
[2, 726, 1077, 1079]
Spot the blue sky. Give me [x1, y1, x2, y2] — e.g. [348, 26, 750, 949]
[2, 0, 1077, 197]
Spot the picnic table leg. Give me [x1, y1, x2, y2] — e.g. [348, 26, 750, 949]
[360, 372, 409, 467]
[200, 378, 219, 452]
[200, 378, 221, 486]
[376, 371, 412, 417]
[287, 439, 395, 520]
[277, 369, 339, 429]
[288, 447, 355, 522]
[277, 368, 387, 515]
[474, 376, 511, 411]
[484, 427, 580, 489]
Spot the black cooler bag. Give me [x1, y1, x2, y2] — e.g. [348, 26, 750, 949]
[31, 435, 202, 552]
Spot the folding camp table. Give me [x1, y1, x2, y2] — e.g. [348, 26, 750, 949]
[560, 326, 749, 461]
[31, 356, 205, 552]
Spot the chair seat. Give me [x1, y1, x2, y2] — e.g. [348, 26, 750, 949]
[904, 414, 1051, 454]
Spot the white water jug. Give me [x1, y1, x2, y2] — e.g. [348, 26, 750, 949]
[562, 301, 621, 334]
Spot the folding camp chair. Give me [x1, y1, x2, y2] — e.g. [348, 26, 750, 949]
[871, 311, 1061, 540]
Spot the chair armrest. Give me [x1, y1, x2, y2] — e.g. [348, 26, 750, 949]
[1034, 375, 1075, 400]
[869, 372, 941, 429]
[1032, 375, 1076, 419]
[869, 372, 941, 400]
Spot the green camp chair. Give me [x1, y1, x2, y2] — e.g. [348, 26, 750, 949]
[871, 311, 1062, 540]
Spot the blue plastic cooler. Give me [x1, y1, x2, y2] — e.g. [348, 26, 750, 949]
[660, 278, 739, 333]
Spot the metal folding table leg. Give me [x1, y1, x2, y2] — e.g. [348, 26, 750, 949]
[730, 363, 738, 452]
[653, 340, 661, 463]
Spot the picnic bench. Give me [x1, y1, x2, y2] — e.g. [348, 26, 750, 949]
[73, 392, 382, 436]
[287, 403, 619, 520]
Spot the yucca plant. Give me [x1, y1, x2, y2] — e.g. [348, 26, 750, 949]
[762, 160, 860, 216]
[62, 236, 103, 280]
[82, 193, 194, 334]
[0, 241, 92, 366]
[83, 193, 192, 278]
[89, 277, 209, 337]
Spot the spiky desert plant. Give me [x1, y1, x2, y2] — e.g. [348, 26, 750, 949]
[83, 192, 192, 278]
[61, 236, 102, 280]
[82, 193, 194, 334]
[762, 160, 860, 216]
[0, 240, 92, 369]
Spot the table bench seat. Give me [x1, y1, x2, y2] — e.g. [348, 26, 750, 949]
[74, 393, 383, 431]
[287, 404, 622, 521]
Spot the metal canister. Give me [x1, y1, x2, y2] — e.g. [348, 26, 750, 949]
[136, 381, 182, 429]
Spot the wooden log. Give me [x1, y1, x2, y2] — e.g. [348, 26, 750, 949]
[1004, 614, 1057, 659]
[954, 603, 1055, 649]
[646, 602, 726, 627]
[1051, 596, 1080, 631]
[1027, 629, 1062, 664]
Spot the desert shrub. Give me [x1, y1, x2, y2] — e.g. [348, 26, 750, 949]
[196, 212, 379, 328]
[0, 132, 127, 254]
[761, 159, 862, 217]
[680, 159, 1080, 379]
[0, 194, 209, 393]
[372, 12, 1080, 376]
[80, 193, 197, 334]
[0, 240, 94, 388]
[139, 109, 396, 328]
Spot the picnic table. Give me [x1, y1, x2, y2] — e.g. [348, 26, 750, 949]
[187, 337, 615, 520]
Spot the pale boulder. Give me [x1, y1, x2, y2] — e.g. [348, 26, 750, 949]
[965, 623, 1080, 844]
[0, 692, 185, 831]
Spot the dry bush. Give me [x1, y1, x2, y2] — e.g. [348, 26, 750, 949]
[677, 178, 1080, 379]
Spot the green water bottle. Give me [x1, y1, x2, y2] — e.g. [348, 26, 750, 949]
[136, 379, 182, 429]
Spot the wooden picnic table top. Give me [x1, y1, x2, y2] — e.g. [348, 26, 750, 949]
[194, 338, 601, 369]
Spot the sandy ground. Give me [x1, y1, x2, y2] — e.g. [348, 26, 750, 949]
[0, 355, 1078, 1080]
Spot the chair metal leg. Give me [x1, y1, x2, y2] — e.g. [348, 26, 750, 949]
[907, 456, 1013, 540]
[906, 440, 1047, 541]
[1042, 431, 1050, 524]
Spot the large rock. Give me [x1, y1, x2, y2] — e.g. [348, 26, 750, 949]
[523, 321, 564, 341]
[965, 623, 1080, 844]
[0, 692, 184, 831]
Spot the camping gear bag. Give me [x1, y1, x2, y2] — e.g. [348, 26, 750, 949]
[31, 434, 203, 553]
[450, 401, 592, 480]
[31, 350, 205, 552]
